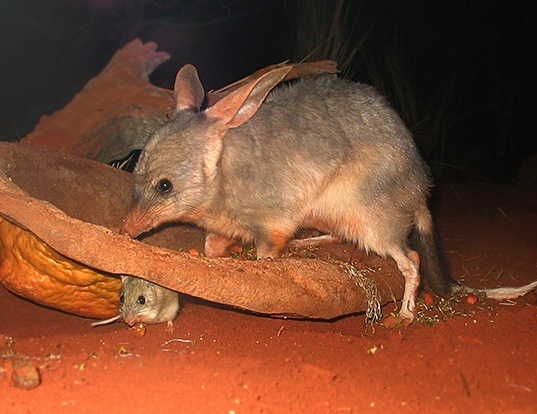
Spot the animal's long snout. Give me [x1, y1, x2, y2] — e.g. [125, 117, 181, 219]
[120, 221, 140, 238]
[120, 207, 152, 238]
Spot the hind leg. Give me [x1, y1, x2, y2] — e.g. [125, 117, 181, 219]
[332, 210, 422, 318]
[389, 248, 421, 319]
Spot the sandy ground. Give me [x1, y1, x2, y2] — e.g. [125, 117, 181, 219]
[1, 182, 536, 413]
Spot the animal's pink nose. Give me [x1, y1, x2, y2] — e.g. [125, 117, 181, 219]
[119, 224, 135, 238]
[120, 207, 153, 238]
[123, 314, 139, 326]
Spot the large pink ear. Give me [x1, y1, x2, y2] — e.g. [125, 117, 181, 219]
[173, 64, 206, 112]
[205, 65, 292, 128]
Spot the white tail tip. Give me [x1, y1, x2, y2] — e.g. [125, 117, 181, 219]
[91, 314, 121, 327]
[474, 280, 537, 300]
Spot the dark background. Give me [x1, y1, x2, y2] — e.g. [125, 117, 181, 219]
[0, 0, 535, 182]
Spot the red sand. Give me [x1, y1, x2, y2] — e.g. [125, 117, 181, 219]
[1, 182, 536, 413]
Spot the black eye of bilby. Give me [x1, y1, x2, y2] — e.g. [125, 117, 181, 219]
[156, 178, 173, 194]
[119, 294, 125, 304]
[137, 295, 146, 305]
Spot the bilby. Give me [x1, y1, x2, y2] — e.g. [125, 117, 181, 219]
[120, 64, 536, 320]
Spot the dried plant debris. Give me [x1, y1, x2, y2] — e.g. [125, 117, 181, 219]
[341, 263, 383, 326]
[415, 290, 490, 326]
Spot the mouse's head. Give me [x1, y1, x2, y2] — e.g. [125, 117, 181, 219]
[119, 276, 161, 326]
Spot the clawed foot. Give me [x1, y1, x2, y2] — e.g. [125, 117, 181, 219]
[166, 320, 174, 333]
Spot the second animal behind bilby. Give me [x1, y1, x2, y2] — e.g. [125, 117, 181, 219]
[119, 275, 180, 330]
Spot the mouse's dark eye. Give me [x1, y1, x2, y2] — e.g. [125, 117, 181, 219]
[119, 294, 125, 304]
[156, 178, 173, 194]
[137, 295, 146, 305]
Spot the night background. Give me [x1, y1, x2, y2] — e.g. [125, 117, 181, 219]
[1, 0, 536, 183]
[1, 2, 537, 409]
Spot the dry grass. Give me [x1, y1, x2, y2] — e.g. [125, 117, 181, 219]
[288, 0, 369, 76]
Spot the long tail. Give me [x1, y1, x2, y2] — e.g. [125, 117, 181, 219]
[91, 314, 121, 327]
[411, 206, 537, 300]
[453, 281, 537, 300]
[410, 207, 459, 295]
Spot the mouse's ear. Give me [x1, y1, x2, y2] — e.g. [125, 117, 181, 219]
[205, 65, 292, 128]
[174, 64, 205, 112]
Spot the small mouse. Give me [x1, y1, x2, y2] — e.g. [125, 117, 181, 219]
[119, 275, 180, 331]
[119, 64, 536, 321]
